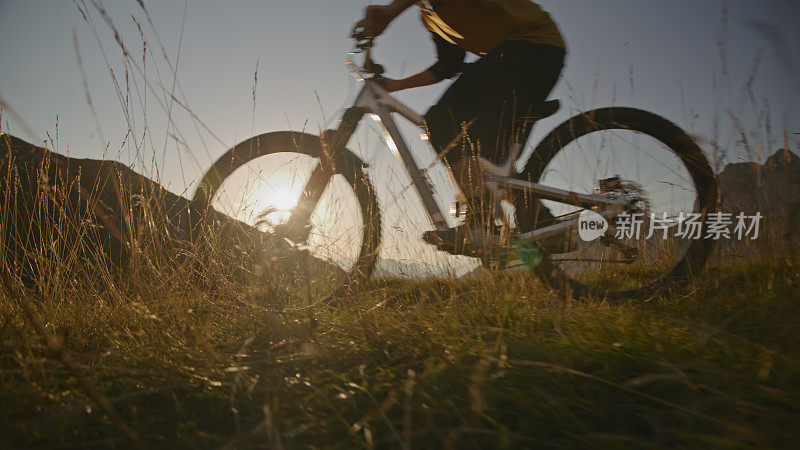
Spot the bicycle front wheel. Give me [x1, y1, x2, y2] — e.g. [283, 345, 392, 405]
[193, 132, 380, 306]
[516, 108, 717, 300]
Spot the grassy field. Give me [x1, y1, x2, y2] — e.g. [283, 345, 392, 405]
[2, 248, 799, 448]
[6, 3, 798, 446]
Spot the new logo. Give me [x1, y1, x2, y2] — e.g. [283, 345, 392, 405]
[578, 210, 608, 241]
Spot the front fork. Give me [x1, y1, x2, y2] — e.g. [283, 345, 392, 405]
[280, 107, 365, 242]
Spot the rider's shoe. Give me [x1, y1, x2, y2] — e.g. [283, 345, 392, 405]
[422, 223, 494, 257]
[423, 201, 503, 257]
[422, 223, 577, 256]
[423, 205, 578, 256]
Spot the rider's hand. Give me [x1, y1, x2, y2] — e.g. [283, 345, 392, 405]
[354, 5, 396, 39]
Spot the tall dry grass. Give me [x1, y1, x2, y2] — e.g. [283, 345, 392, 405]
[1, 1, 799, 448]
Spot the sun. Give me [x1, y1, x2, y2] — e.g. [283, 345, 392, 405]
[254, 183, 298, 211]
[247, 178, 303, 227]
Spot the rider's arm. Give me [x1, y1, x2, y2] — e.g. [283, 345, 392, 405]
[356, 1, 419, 38]
[382, 70, 440, 92]
[427, 34, 466, 80]
[382, 33, 465, 92]
[385, 0, 419, 16]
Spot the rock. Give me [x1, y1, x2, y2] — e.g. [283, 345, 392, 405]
[0, 133, 306, 288]
[717, 148, 800, 248]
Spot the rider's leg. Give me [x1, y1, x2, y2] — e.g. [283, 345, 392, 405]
[423, 42, 565, 254]
[451, 151, 497, 238]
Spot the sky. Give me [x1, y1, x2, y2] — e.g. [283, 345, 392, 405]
[1, 0, 799, 273]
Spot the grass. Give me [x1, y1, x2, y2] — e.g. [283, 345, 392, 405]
[3, 3, 798, 447]
[2, 246, 799, 448]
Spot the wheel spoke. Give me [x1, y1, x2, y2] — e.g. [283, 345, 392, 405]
[518, 109, 715, 298]
[193, 132, 380, 306]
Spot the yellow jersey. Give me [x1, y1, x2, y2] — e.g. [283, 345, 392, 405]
[418, 0, 565, 55]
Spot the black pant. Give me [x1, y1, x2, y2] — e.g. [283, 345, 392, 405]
[425, 41, 565, 166]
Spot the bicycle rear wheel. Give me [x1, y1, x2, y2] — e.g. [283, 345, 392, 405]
[515, 108, 717, 300]
[192, 132, 380, 306]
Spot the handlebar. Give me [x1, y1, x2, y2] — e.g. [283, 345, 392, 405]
[349, 28, 384, 79]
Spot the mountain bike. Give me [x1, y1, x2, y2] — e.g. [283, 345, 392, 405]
[192, 38, 717, 302]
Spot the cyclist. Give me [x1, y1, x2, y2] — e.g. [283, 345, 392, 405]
[355, 0, 567, 255]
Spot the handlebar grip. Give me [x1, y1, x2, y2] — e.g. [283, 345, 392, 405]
[371, 63, 385, 76]
[365, 56, 384, 76]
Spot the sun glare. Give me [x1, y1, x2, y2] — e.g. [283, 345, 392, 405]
[247, 178, 302, 227]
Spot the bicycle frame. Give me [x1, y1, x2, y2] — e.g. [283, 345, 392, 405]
[286, 76, 628, 247]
